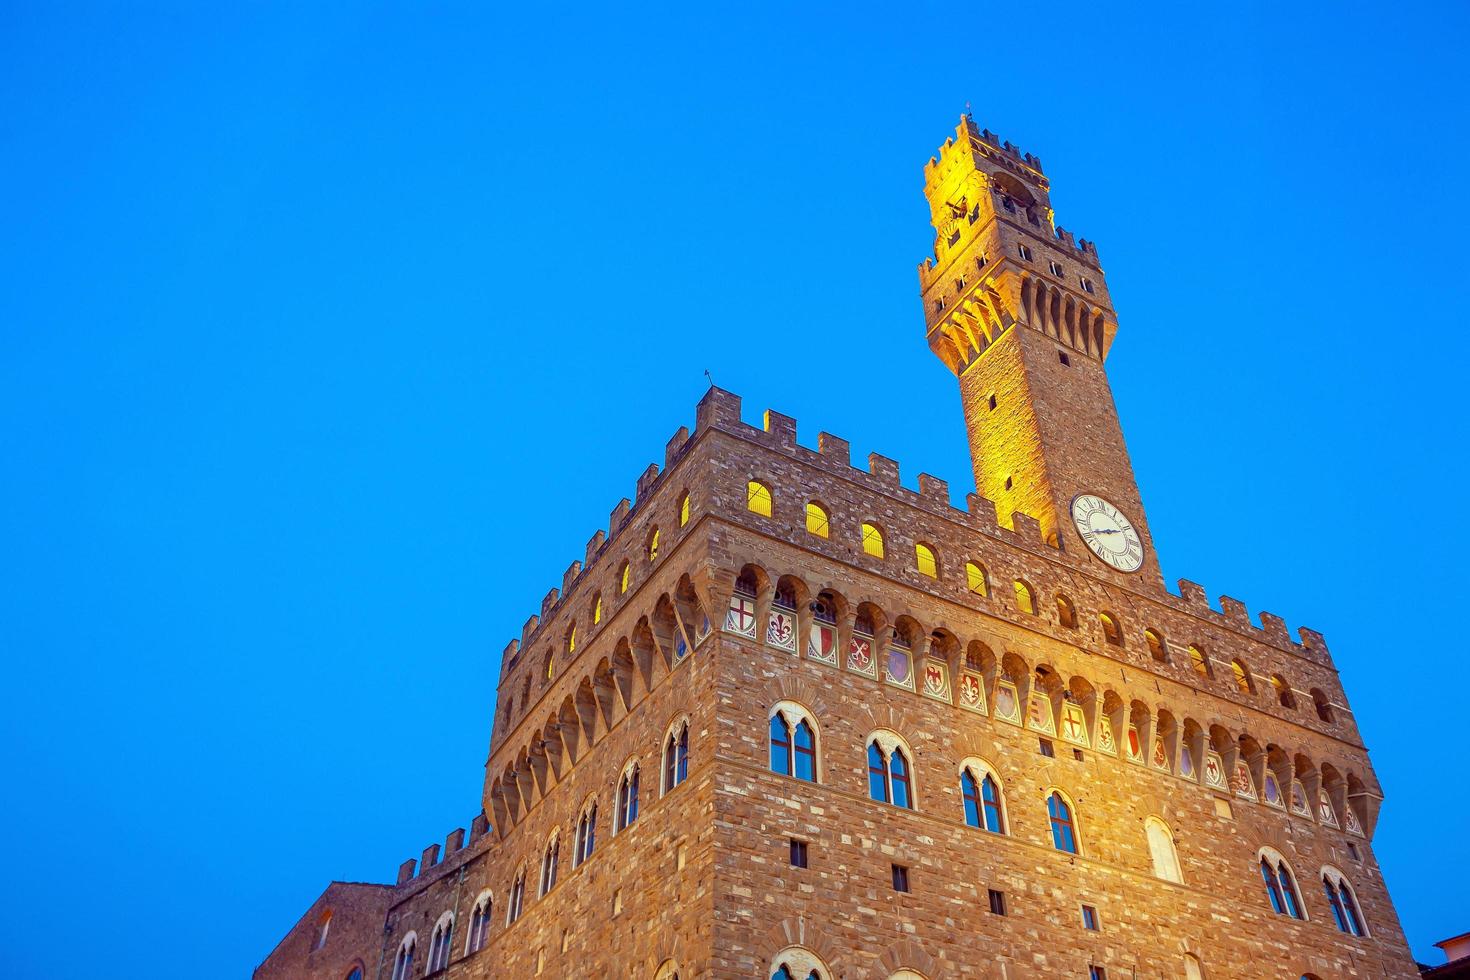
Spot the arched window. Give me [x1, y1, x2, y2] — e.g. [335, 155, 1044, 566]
[391, 934, 417, 980]
[1048, 791, 1078, 853]
[1230, 659, 1253, 695]
[347, 968, 364, 980]
[866, 735, 915, 809]
[770, 945, 829, 980]
[574, 801, 597, 867]
[769, 704, 818, 782]
[1145, 628, 1168, 663]
[747, 480, 773, 517]
[1183, 954, 1203, 980]
[965, 561, 988, 596]
[647, 527, 660, 562]
[663, 720, 690, 793]
[1188, 645, 1212, 679]
[655, 960, 682, 980]
[1055, 594, 1077, 628]
[592, 593, 603, 626]
[616, 763, 641, 831]
[1259, 850, 1304, 919]
[1014, 580, 1036, 615]
[428, 912, 454, 971]
[1144, 816, 1183, 883]
[914, 542, 939, 578]
[312, 911, 331, 951]
[1271, 674, 1295, 708]
[805, 501, 830, 538]
[1322, 867, 1367, 936]
[678, 491, 691, 527]
[539, 832, 560, 896]
[1311, 688, 1334, 723]
[861, 522, 885, 559]
[507, 869, 526, 924]
[960, 763, 1005, 833]
[465, 891, 492, 954]
[1099, 612, 1122, 646]
[618, 561, 631, 595]
[566, 624, 577, 655]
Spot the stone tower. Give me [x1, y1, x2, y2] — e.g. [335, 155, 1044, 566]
[917, 118, 1160, 588]
[255, 120, 1420, 980]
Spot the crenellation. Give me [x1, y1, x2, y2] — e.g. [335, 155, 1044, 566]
[419, 843, 439, 873]
[696, 385, 742, 432]
[470, 812, 489, 841]
[762, 409, 797, 450]
[561, 561, 581, 595]
[1218, 595, 1253, 631]
[609, 496, 631, 535]
[1177, 578, 1210, 612]
[519, 616, 539, 651]
[635, 462, 660, 499]
[867, 452, 900, 486]
[966, 491, 998, 526]
[585, 529, 606, 565]
[917, 472, 949, 506]
[445, 827, 465, 855]
[396, 858, 415, 887]
[1258, 611, 1293, 647]
[664, 425, 691, 470]
[816, 431, 850, 466]
[539, 587, 559, 618]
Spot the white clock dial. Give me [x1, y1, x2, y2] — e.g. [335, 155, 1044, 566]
[1070, 494, 1144, 573]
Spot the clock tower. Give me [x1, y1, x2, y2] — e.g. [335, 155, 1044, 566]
[918, 116, 1162, 586]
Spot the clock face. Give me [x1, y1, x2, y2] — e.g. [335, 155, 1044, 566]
[1070, 494, 1144, 573]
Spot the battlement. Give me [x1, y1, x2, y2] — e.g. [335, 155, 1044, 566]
[395, 812, 491, 887]
[925, 116, 1046, 179]
[496, 384, 1339, 697]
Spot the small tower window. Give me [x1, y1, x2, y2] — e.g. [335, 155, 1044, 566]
[1099, 612, 1123, 646]
[647, 528, 660, 562]
[805, 501, 830, 538]
[1230, 659, 1254, 695]
[1081, 277, 1095, 294]
[965, 561, 989, 596]
[976, 254, 988, 269]
[1013, 580, 1035, 615]
[861, 522, 885, 559]
[1055, 594, 1077, 629]
[987, 394, 997, 411]
[1058, 350, 1071, 366]
[592, 593, 603, 626]
[1145, 628, 1168, 663]
[1188, 645, 1212, 679]
[678, 491, 690, 527]
[1049, 260, 1064, 276]
[915, 543, 938, 578]
[1018, 243, 1033, 261]
[618, 561, 631, 595]
[1271, 674, 1296, 709]
[747, 480, 773, 517]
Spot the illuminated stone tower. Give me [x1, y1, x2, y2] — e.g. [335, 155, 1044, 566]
[919, 117, 1161, 586]
[255, 119, 1420, 980]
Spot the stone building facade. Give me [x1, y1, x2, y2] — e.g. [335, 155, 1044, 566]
[256, 118, 1419, 979]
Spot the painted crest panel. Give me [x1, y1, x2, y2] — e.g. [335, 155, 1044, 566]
[806, 620, 839, 667]
[1059, 703, 1089, 747]
[956, 670, 987, 715]
[921, 658, 951, 703]
[1203, 751, 1228, 790]
[1026, 692, 1056, 736]
[885, 643, 917, 692]
[1095, 716, 1116, 755]
[1345, 805, 1364, 836]
[1290, 780, 1312, 817]
[1260, 771, 1285, 809]
[993, 680, 1022, 726]
[766, 607, 797, 654]
[1151, 736, 1170, 773]
[1125, 726, 1144, 764]
[695, 614, 711, 646]
[1232, 761, 1257, 800]
[847, 631, 878, 680]
[1318, 791, 1340, 828]
[724, 594, 757, 639]
[1178, 744, 1196, 780]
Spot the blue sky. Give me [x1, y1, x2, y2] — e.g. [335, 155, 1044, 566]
[3, 2, 1467, 975]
